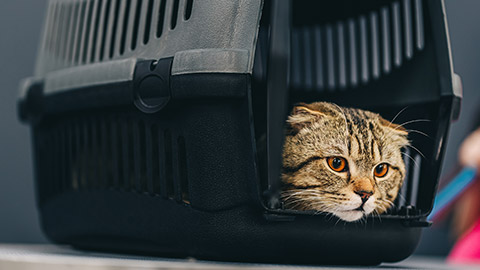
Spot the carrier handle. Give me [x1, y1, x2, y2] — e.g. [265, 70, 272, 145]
[265, 0, 291, 209]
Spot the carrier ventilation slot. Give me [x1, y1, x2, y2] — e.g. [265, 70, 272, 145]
[99, 0, 112, 61]
[394, 147, 422, 214]
[156, 0, 167, 37]
[290, 0, 425, 91]
[40, 0, 194, 69]
[130, 0, 143, 50]
[184, 0, 193, 20]
[170, 0, 180, 29]
[36, 114, 189, 205]
[143, 0, 155, 44]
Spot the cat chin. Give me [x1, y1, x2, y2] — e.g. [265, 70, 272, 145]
[334, 210, 365, 222]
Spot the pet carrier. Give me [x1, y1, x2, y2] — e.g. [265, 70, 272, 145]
[18, 0, 461, 265]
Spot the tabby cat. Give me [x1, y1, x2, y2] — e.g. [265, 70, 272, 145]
[281, 102, 409, 222]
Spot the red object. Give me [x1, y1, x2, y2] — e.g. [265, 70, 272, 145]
[448, 218, 480, 263]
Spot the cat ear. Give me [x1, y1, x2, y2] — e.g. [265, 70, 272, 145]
[379, 117, 408, 136]
[292, 104, 327, 116]
[287, 103, 328, 133]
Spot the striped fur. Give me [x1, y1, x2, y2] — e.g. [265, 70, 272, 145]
[281, 102, 409, 222]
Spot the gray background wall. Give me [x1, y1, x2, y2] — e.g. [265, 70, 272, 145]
[0, 0, 479, 255]
[0, 0, 48, 243]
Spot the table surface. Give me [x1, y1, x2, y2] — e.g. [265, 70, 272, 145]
[0, 244, 478, 270]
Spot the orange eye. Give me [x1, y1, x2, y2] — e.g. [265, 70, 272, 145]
[327, 157, 348, 172]
[374, 163, 389, 178]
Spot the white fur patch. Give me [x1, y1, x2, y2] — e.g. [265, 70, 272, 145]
[331, 194, 376, 222]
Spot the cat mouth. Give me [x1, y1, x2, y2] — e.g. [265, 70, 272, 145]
[334, 204, 376, 221]
[334, 209, 365, 222]
[354, 202, 368, 212]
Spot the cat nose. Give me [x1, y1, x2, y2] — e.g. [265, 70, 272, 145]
[355, 190, 373, 203]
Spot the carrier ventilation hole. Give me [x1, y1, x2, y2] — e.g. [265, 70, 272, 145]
[170, 0, 180, 29]
[54, 125, 62, 195]
[156, 0, 167, 37]
[42, 0, 194, 68]
[88, 117, 97, 189]
[73, 1, 87, 64]
[89, 0, 103, 62]
[184, 0, 193, 21]
[58, 2, 69, 62]
[291, 0, 425, 92]
[115, 118, 124, 189]
[127, 119, 135, 191]
[135, 120, 148, 192]
[56, 2, 66, 58]
[56, 2, 67, 61]
[104, 118, 114, 189]
[120, 0, 132, 55]
[95, 117, 104, 189]
[42, 1, 54, 53]
[66, 1, 80, 64]
[130, 0, 143, 50]
[108, 0, 121, 58]
[178, 136, 189, 204]
[99, 0, 112, 61]
[82, 0, 94, 63]
[143, 0, 154, 44]
[79, 118, 87, 189]
[39, 115, 190, 206]
[164, 129, 174, 199]
[151, 125, 161, 194]
[390, 147, 422, 215]
[53, 2, 63, 56]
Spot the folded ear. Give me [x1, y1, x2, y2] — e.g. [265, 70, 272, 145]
[379, 117, 409, 147]
[287, 103, 328, 133]
[379, 117, 408, 136]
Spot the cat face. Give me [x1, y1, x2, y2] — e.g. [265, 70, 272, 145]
[281, 102, 409, 222]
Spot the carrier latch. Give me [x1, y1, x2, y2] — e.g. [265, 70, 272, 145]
[133, 58, 173, 113]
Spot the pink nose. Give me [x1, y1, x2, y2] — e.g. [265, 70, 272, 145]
[355, 190, 373, 203]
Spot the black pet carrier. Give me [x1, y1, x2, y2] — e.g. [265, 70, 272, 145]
[18, 0, 461, 265]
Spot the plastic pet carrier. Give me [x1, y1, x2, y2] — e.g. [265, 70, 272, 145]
[19, 0, 461, 265]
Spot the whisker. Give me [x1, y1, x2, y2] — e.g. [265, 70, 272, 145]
[402, 152, 420, 168]
[374, 209, 382, 222]
[334, 216, 343, 226]
[384, 200, 394, 207]
[388, 106, 410, 129]
[378, 201, 394, 212]
[406, 129, 431, 139]
[325, 212, 335, 221]
[397, 192, 407, 202]
[376, 204, 387, 214]
[396, 119, 431, 129]
[407, 144, 426, 159]
[381, 118, 431, 142]
[376, 200, 392, 212]
[280, 190, 323, 200]
[283, 197, 312, 206]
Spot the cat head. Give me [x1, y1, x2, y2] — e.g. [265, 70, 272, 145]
[282, 102, 409, 222]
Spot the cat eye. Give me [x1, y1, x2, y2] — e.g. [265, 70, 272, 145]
[374, 163, 389, 178]
[327, 157, 348, 172]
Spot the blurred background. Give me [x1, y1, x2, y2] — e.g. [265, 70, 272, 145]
[1, 0, 479, 256]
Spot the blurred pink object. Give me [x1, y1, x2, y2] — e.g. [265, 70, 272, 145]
[448, 218, 480, 263]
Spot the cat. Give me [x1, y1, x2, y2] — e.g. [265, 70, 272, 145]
[281, 102, 409, 222]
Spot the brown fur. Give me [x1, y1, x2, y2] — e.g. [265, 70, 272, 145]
[281, 102, 409, 222]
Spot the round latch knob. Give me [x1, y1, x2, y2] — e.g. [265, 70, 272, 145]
[134, 71, 170, 113]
